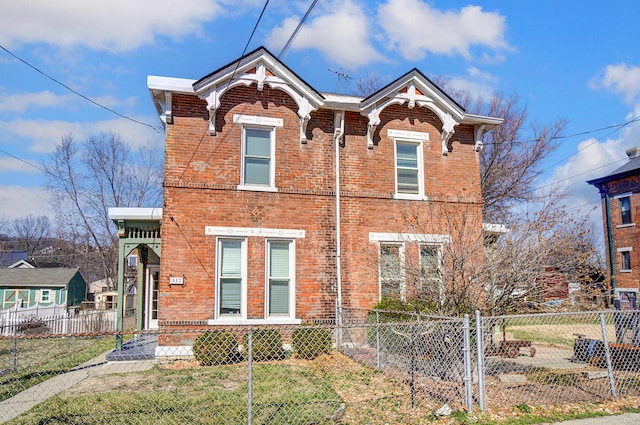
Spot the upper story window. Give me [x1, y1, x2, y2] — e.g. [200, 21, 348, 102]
[396, 141, 421, 194]
[243, 128, 273, 186]
[619, 247, 632, 272]
[235, 114, 282, 191]
[389, 129, 428, 199]
[619, 196, 632, 225]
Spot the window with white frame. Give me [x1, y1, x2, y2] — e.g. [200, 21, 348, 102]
[620, 248, 632, 272]
[217, 238, 246, 317]
[379, 243, 405, 299]
[242, 128, 273, 186]
[39, 289, 51, 303]
[420, 244, 443, 301]
[395, 141, 423, 195]
[266, 239, 294, 318]
[619, 196, 632, 225]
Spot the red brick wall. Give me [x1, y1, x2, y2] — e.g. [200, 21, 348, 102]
[597, 176, 640, 291]
[159, 83, 484, 328]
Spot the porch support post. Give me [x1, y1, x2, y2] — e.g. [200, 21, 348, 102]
[136, 246, 145, 331]
[115, 239, 126, 350]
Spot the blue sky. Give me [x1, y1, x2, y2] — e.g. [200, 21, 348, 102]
[1, 0, 639, 233]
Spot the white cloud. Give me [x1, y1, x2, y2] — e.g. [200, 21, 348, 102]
[0, 185, 54, 221]
[0, 91, 73, 113]
[590, 64, 640, 104]
[543, 105, 640, 243]
[0, 117, 161, 153]
[0, 157, 41, 174]
[445, 67, 497, 102]
[378, 0, 509, 60]
[265, 0, 383, 68]
[0, 0, 227, 52]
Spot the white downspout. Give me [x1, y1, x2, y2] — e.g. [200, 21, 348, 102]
[334, 111, 344, 325]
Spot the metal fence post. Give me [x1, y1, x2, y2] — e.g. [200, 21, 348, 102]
[600, 312, 617, 398]
[247, 328, 253, 425]
[475, 310, 486, 411]
[375, 311, 380, 369]
[410, 323, 416, 408]
[462, 314, 473, 413]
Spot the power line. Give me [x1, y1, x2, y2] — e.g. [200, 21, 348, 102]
[0, 148, 47, 174]
[278, 0, 320, 59]
[0, 44, 162, 133]
[177, 0, 271, 184]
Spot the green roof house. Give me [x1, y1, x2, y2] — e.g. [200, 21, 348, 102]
[0, 268, 87, 310]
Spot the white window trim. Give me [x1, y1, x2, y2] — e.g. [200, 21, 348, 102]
[389, 129, 428, 200]
[369, 232, 451, 243]
[393, 139, 425, 199]
[237, 115, 281, 190]
[614, 192, 633, 199]
[378, 242, 406, 301]
[265, 239, 296, 319]
[39, 289, 52, 303]
[214, 237, 248, 320]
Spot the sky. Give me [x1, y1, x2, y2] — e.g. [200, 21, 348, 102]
[1, 0, 640, 242]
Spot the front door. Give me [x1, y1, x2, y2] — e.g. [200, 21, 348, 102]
[145, 266, 160, 329]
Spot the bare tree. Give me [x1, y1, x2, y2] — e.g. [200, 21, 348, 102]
[11, 215, 51, 257]
[43, 132, 163, 286]
[352, 72, 384, 97]
[475, 94, 566, 223]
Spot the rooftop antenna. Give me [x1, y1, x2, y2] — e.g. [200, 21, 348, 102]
[329, 68, 352, 94]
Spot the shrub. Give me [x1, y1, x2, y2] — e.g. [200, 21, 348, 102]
[292, 327, 332, 359]
[192, 330, 242, 366]
[242, 329, 285, 361]
[17, 316, 50, 335]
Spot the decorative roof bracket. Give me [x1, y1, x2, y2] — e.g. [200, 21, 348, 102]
[334, 110, 345, 146]
[474, 124, 487, 152]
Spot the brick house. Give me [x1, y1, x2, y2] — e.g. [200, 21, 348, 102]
[588, 147, 640, 308]
[144, 47, 501, 353]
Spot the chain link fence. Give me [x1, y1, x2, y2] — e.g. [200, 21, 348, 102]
[1, 309, 640, 424]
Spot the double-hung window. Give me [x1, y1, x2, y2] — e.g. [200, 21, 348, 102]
[420, 244, 443, 301]
[389, 129, 427, 199]
[396, 141, 421, 195]
[39, 289, 51, 303]
[243, 128, 273, 186]
[379, 243, 405, 300]
[619, 247, 632, 272]
[266, 239, 295, 318]
[217, 238, 246, 318]
[619, 196, 632, 225]
[235, 114, 282, 190]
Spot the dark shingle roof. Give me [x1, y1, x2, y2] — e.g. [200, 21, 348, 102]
[0, 268, 81, 287]
[0, 251, 28, 268]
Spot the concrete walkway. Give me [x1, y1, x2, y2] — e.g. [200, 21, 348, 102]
[547, 412, 640, 424]
[0, 354, 153, 423]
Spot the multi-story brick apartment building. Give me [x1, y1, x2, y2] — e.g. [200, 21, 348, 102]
[140, 47, 501, 354]
[588, 147, 640, 309]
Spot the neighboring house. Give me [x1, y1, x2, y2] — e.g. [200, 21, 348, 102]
[116, 47, 502, 354]
[0, 268, 86, 310]
[588, 146, 640, 307]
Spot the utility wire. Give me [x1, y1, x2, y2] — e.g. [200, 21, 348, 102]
[177, 0, 271, 184]
[278, 0, 320, 59]
[0, 44, 162, 133]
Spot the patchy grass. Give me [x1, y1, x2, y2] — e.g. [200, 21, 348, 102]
[0, 336, 115, 402]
